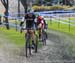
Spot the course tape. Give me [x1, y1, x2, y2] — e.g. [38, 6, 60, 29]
[51, 15, 75, 23]
[1, 22, 20, 28]
[52, 19, 75, 26]
[0, 11, 75, 28]
[44, 15, 75, 26]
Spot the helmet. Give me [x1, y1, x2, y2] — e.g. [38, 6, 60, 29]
[35, 13, 39, 17]
[27, 9, 34, 14]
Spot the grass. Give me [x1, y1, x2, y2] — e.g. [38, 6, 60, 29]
[48, 18, 75, 35]
[53, 18, 75, 25]
[0, 18, 75, 56]
[0, 27, 40, 48]
[0, 17, 75, 47]
[0, 27, 25, 47]
[47, 19, 75, 56]
[9, 19, 20, 24]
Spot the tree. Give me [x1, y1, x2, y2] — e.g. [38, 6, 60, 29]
[1, 0, 9, 29]
[0, 15, 2, 25]
[20, 0, 33, 13]
[18, 0, 20, 18]
[20, 0, 27, 13]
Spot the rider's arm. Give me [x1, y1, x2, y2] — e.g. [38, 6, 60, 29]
[41, 20, 44, 28]
[20, 17, 24, 26]
[41, 20, 44, 24]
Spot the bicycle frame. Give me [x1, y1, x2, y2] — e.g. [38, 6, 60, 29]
[25, 29, 38, 57]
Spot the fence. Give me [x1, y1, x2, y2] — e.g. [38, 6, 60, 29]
[0, 10, 75, 33]
[39, 11, 75, 32]
[0, 15, 21, 31]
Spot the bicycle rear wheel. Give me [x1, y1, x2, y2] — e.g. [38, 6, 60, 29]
[42, 30, 47, 45]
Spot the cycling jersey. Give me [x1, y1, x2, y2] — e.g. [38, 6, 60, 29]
[21, 13, 36, 29]
[37, 16, 45, 29]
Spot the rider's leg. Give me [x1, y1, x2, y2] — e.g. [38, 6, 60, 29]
[38, 24, 42, 39]
[30, 30, 35, 49]
[38, 28, 41, 39]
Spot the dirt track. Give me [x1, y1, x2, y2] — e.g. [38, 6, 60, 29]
[0, 30, 75, 63]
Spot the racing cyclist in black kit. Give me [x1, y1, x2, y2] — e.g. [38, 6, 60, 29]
[20, 11, 36, 49]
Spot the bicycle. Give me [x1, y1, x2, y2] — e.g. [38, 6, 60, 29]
[22, 28, 38, 57]
[41, 24, 48, 45]
[41, 29, 47, 45]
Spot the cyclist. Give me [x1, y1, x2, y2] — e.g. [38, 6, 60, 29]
[37, 15, 45, 40]
[37, 15, 48, 40]
[20, 11, 36, 49]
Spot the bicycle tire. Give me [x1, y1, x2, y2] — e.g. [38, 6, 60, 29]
[34, 34, 38, 53]
[42, 30, 47, 45]
[44, 32, 47, 45]
[25, 33, 31, 57]
[25, 39, 28, 57]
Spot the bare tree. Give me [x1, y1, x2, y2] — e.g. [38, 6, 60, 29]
[1, 0, 9, 29]
[18, 0, 20, 17]
[20, 0, 27, 13]
[0, 15, 2, 25]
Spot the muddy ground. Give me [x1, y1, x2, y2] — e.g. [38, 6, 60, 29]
[0, 30, 75, 63]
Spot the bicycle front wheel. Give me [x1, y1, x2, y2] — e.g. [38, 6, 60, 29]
[25, 33, 31, 57]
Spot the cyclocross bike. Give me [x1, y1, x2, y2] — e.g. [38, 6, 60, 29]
[41, 29, 47, 45]
[23, 28, 38, 57]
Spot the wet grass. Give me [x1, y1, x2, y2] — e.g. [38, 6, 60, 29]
[0, 27, 25, 47]
[47, 19, 75, 58]
[48, 19, 75, 35]
[0, 27, 40, 48]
